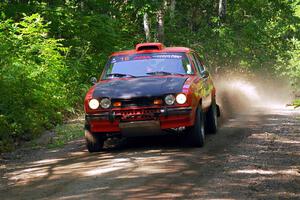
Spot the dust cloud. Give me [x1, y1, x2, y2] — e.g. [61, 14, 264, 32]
[214, 72, 293, 118]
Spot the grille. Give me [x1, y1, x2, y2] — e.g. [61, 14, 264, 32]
[114, 108, 160, 121]
[113, 98, 154, 108]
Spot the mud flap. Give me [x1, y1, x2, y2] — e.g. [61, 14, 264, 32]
[217, 104, 221, 117]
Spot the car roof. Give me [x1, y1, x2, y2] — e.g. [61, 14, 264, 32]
[111, 43, 191, 57]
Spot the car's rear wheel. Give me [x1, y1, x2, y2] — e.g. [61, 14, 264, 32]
[205, 99, 218, 134]
[186, 105, 205, 147]
[85, 130, 104, 152]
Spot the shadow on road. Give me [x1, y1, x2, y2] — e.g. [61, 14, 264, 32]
[1, 107, 299, 200]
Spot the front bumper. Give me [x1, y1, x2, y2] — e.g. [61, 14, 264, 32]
[86, 107, 192, 121]
[85, 107, 194, 133]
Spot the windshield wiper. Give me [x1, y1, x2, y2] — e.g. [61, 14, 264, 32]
[107, 73, 136, 78]
[146, 71, 185, 76]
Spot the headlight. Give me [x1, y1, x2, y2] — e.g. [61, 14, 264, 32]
[100, 98, 111, 109]
[176, 94, 187, 104]
[164, 94, 175, 105]
[88, 99, 99, 110]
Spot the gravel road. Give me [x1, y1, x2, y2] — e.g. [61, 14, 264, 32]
[0, 106, 299, 200]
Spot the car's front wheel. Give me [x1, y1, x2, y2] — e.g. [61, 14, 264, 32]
[85, 130, 104, 152]
[186, 105, 205, 147]
[205, 99, 218, 134]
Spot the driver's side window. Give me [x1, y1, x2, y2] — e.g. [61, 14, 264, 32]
[192, 53, 205, 72]
[190, 54, 200, 75]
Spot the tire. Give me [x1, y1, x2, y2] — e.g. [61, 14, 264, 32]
[85, 130, 104, 152]
[206, 99, 218, 134]
[186, 105, 205, 147]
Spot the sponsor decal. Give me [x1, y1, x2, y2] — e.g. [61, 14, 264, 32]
[113, 54, 183, 63]
[133, 56, 152, 60]
[152, 55, 182, 59]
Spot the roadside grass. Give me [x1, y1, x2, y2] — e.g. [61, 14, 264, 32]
[47, 122, 84, 148]
[293, 99, 300, 108]
[0, 121, 84, 158]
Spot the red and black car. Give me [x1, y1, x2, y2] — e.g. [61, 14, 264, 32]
[84, 43, 220, 152]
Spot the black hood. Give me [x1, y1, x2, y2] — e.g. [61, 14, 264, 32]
[93, 76, 188, 99]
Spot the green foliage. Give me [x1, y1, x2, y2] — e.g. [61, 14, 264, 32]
[293, 99, 300, 108]
[163, 0, 300, 72]
[0, 14, 69, 151]
[277, 39, 300, 87]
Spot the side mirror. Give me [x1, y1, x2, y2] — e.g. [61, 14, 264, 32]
[200, 70, 209, 79]
[90, 77, 98, 85]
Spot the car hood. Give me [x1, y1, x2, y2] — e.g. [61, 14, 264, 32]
[93, 76, 188, 99]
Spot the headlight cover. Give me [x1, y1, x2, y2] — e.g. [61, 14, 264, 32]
[100, 98, 111, 109]
[164, 94, 176, 105]
[88, 99, 100, 110]
[176, 93, 187, 104]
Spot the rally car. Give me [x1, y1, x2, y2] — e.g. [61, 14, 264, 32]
[84, 43, 220, 152]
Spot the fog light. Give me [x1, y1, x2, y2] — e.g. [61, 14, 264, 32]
[154, 99, 163, 105]
[113, 101, 122, 107]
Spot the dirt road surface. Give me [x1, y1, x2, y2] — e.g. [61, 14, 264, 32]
[0, 106, 299, 200]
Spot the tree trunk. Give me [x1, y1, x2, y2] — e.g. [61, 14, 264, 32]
[157, 10, 164, 43]
[80, 1, 84, 11]
[218, 0, 226, 20]
[157, 0, 167, 43]
[143, 12, 151, 42]
[170, 0, 176, 20]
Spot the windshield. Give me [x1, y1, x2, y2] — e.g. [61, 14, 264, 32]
[102, 53, 193, 79]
